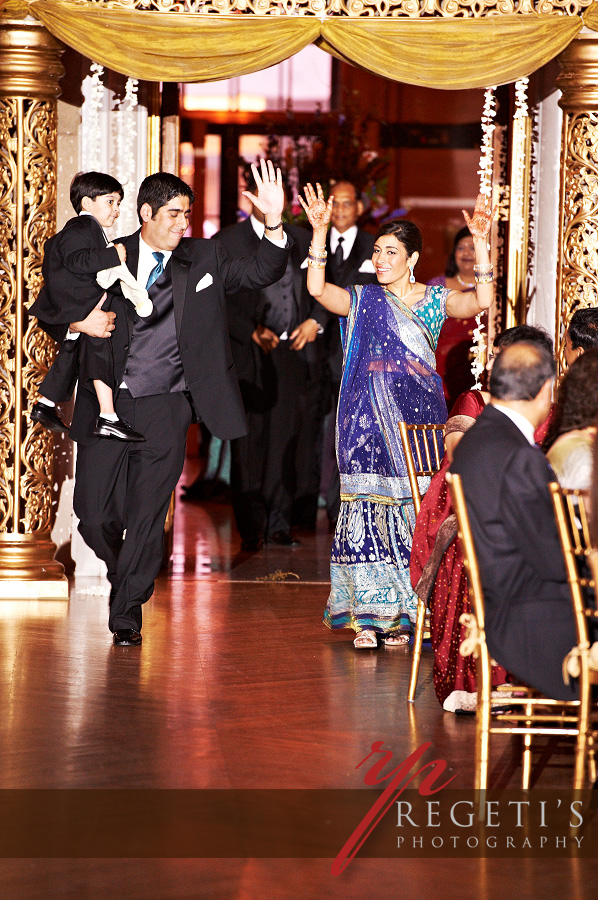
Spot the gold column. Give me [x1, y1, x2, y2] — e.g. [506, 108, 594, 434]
[0, 15, 68, 597]
[556, 33, 598, 376]
[505, 111, 532, 331]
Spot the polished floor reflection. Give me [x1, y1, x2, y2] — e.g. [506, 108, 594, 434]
[0, 463, 596, 897]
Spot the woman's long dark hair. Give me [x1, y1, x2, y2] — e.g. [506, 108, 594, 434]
[542, 349, 598, 451]
[374, 220, 423, 258]
[445, 226, 472, 278]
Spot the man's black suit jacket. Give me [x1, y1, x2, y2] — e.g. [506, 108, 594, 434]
[325, 227, 376, 291]
[30, 215, 120, 326]
[42, 229, 290, 445]
[216, 219, 325, 382]
[324, 228, 377, 383]
[450, 404, 577, 700]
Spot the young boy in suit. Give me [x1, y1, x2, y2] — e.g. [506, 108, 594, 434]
[30, 171, 145, 441]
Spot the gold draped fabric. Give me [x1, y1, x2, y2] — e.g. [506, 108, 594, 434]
[26, 1, 598, 88]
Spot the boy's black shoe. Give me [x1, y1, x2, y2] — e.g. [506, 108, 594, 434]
[30, 402, 69, 433]
[94, 416, 146, 442]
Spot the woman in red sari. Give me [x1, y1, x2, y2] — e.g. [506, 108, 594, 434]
[410, 325, 554, 712]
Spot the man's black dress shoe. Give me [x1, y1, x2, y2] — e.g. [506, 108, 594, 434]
[113, 629, 142, 646]
[94, 416, 146, 442]
[30, 402, 69, 433]
[267, 531, 301, 547]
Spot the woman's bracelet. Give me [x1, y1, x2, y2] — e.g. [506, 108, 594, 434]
[307, 258, 326, 269]
[473, 263, 493, 275]
[474, 272, 494, 284]
[309, 244, 327, 255]
[264, 221, 283, 231]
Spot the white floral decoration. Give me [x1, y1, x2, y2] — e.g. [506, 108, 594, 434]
[84, 62, 105, 171]
[478, 87, 497, 198]
[472, 86, 497, 388]
[510, 77, 529, 256]
[113, 77, 139, 236]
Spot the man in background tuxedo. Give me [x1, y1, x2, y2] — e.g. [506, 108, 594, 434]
[43, 162, 290, 645]
[451, 342, 577, 701]
[219, 193, 327, 550]
[322, 181, 377, 526]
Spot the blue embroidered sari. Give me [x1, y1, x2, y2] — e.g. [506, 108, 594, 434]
[323, 282, 449, 635]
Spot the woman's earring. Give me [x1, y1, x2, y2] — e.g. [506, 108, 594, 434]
[409, 264, 415, 284]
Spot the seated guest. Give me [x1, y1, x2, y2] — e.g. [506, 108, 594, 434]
[451, 342, 577, 701]
[543, 349, 598, 491]
[410, 324, 553, 712]
[564, 307, 598, 365]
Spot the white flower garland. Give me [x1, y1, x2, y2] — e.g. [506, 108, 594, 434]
[510, 77, 529, 256]
[84, 63, 105, 172]
[113, 77, 139, 236]
[478, 87, 497, 198]
[471, 86, 497, 387]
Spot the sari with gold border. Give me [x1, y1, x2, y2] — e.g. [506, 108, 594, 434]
[324, 282, 448, 635]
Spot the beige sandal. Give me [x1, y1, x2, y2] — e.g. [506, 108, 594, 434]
[383, 632, 410, 646]
[353, 629, 377, 649]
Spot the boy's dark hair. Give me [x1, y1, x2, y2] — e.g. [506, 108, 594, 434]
[568, 307, 598, 352]
[70, 171, 124, 214]
[494, 324, 554, 355]
[490, 342, 556, 402]
[137, 173, 194, 223]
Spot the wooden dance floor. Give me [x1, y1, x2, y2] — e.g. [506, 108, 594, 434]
[0, 462, 596, 898]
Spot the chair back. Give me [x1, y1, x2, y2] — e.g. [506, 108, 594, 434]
[398, 422, 445, 515]
[549, 483, 597, 647]
[445, 471, 488, 638]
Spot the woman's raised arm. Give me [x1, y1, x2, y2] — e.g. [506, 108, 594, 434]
[299, 183, 351, 317]
[446, 194, 497, 320]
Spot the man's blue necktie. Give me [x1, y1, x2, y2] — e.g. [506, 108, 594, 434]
[146, 251, 164, 289]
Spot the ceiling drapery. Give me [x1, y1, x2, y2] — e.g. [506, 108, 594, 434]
[28, 0, 598, 88]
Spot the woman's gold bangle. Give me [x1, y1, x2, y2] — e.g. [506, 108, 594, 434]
[307, 258, 326, 269]
[474, 273, 494, 284]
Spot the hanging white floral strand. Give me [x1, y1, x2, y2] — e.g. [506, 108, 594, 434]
[510, 77, 529, 256]
[114, 77, 139, 236]
[86, 62, 105, 171]
[471, 86, 497, 388]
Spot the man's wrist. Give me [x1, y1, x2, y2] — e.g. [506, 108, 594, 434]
[308, 318, 324, 336]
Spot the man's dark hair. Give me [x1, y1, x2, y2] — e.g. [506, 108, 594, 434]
[568, 307, 598, 352]
[137, 173, 194, 222]
[490, 342, 556, 401]
[374, 220, 422, 258]
[70, 171, 124, 214]
[494, 324, 553, 355]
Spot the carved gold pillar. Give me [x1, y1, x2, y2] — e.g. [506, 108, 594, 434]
[556, 33, 598, 376]
[0, 16, 68, 597]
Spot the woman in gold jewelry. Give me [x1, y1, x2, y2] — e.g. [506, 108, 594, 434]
[299, 185, 496, 650]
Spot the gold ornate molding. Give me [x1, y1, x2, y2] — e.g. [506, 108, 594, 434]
[556, 35, 598, 375]
[0, 19, 67, 594]
[80, 0, 594, 16]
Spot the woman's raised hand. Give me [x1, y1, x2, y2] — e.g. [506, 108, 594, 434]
[298, 183, 333, 231]
[462, 193, 498, 239]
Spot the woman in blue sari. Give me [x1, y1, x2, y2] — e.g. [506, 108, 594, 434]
[299, 185, 496, 649]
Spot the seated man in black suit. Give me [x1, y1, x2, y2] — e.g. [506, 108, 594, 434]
[451, 341, 578, 701]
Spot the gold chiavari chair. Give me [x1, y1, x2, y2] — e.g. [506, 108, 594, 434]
[447, 472, 591, 791]
[398, 421, 446, 702]
[549, 483, 598, 788]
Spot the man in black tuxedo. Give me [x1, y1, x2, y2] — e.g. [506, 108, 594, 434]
[451, 342, 577, 701]
[322, 181, 377, 525]
[45, 162, 290, 645]
[218, 202, 326, 549]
